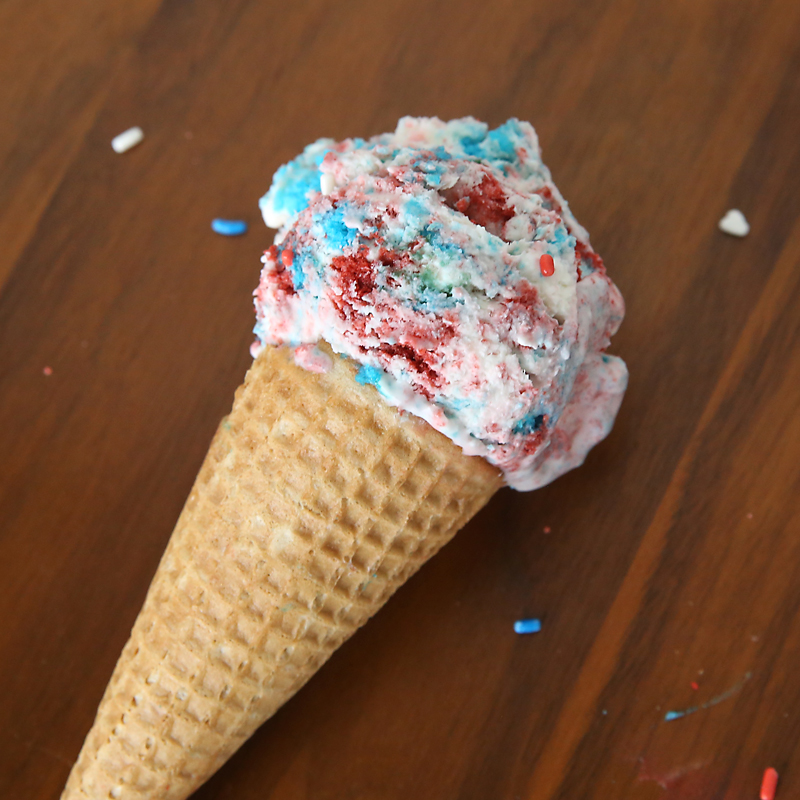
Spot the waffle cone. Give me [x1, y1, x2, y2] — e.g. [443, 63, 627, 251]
[62, 343, 502, 800]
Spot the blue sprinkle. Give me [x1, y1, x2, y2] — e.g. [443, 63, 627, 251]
[664, 710, 685, 721]
[211, 218, 248, 236]
[514, 618, 542, 635]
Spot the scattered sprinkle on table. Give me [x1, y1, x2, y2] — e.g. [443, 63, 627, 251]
[43, 366, 52, 376]
[111, 126, 144, 154]
[760, 767, 779, 800]
[718, 208, 750, 237]
[691, 681, 699, 691]
[514, 618, 542, 635]
[543, 525, 551, 534]
[211, 218, 248, 236]
[664, 671, 752, 721]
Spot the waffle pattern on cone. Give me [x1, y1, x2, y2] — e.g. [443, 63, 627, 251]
[62, 343, 502, 800]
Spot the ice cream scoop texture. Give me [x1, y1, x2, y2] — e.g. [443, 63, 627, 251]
[254, 117, 627, 490]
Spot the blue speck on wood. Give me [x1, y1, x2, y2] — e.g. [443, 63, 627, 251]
[514, 618, 542, 635]
[211, 218, 248, 236]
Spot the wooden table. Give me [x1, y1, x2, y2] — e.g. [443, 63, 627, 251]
[2, 1, 799, 798]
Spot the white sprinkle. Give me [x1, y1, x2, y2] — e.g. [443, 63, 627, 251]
[718, 209, 750, 237]
[320, 172, 336, 196]
[111, 126, 144, 154]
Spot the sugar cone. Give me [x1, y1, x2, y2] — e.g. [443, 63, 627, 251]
[62, 342, 502, 800]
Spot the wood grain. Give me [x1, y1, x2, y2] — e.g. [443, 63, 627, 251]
[0, 0, 162, 289]
[2, 1, 800, 798]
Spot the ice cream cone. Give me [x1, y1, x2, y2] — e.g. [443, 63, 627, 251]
[61, 114, 629, 799]
[61, 341, 502, 800]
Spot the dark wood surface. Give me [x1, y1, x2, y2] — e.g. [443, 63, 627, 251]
[2, 1, 800, 798]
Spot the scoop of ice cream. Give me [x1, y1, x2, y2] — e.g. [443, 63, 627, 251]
[254, 117, 627, 490]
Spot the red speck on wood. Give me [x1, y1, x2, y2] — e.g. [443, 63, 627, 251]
[638, 759, 720, 800]
[761, 767, 779, 800]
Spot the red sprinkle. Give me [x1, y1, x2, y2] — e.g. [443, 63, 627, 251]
[543, 526, 551, 534]
[280, 249, 294, 267]
[539, 254, 555, 277]
[691, 681, 699, 691]
[43, 366, 53, 376]
[760, 767, 779, 800]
